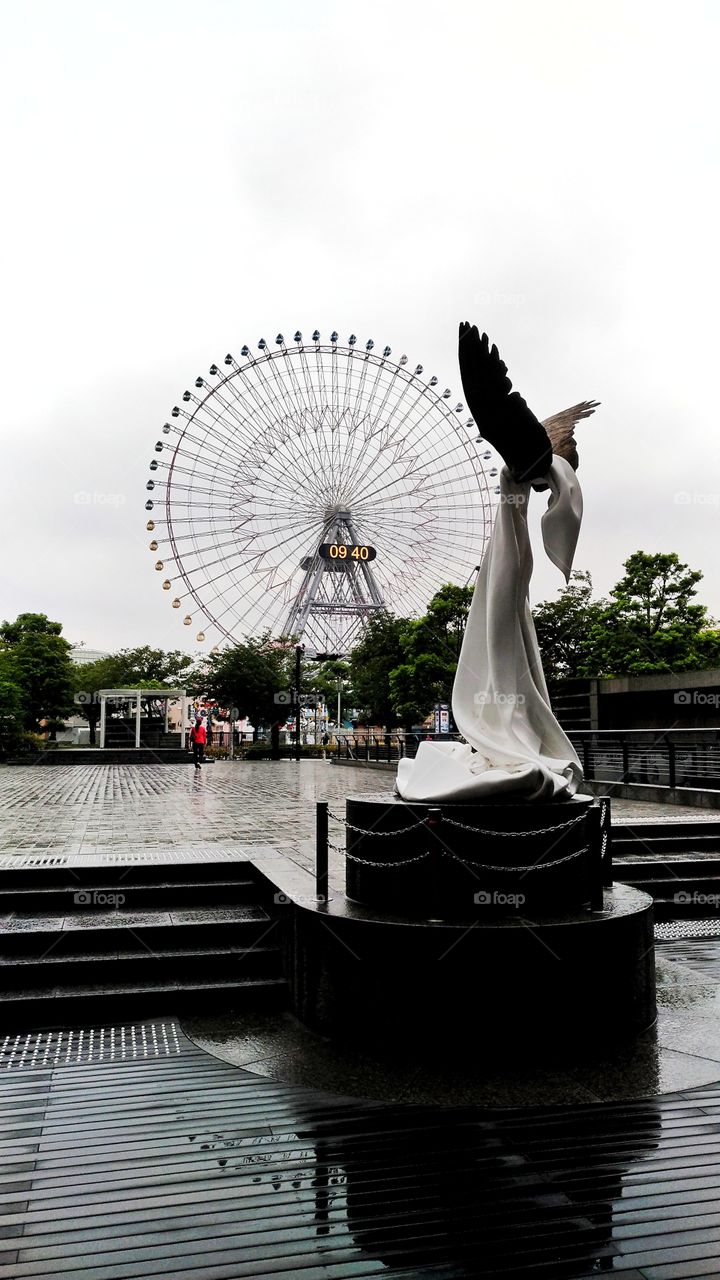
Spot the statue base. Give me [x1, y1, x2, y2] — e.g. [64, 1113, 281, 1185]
[289, 883, 656, 1055]
[285, 793, 655, 1055]
[345, 793, 600, 918]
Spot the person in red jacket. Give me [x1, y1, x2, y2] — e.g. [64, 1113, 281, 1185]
[189, 716, 207, 769]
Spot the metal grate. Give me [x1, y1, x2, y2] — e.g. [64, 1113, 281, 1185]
[0, 847, 269, 867]
[1, 1021, 182, 1069]
[655, 919, 720, 941]
[0, 855, 71, 867]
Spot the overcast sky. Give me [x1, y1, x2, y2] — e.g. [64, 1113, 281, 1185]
[1, 0, 718, 656]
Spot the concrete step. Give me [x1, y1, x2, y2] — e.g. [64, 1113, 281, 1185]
[0, 906, 276, 955]
[0, 860, 257, 888]
[612, 822, 720, 846]
[618, 860, 720, 882]
[0, 942, 283, 989]
[0, 976, 289, 1029]
[0, 877, 267, 913]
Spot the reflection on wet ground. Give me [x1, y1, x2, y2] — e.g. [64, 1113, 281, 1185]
[183, 937, 720, 1107]
[4, 1015, 719, 1279]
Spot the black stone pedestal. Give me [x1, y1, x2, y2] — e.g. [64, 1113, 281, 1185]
[285, 790, 655, 1057]
[289, 884, 656, 1056]
[346, 793, 600, 918]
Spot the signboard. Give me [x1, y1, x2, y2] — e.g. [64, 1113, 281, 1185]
[434, 702, 451, 733]
[319, 543, 377, 562]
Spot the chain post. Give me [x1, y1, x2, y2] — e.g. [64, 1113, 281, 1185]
[599, 796, 613, 886]
[586, 804, 603, 911]
[316, 801, 328, 905]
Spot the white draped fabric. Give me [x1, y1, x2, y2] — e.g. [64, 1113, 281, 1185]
[395, 457, 584, 803]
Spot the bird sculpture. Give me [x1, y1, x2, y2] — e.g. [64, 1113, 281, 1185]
[395, 323, 599, 803]
[458, 322, 599, 486]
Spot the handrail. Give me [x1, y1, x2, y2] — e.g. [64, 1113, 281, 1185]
[333, 728, 720, 790]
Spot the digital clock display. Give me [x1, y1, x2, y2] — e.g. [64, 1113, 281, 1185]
[319, 543, 377, 562]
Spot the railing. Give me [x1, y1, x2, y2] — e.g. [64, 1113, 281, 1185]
[335, 728, 720, 793]
[569, 729, 720, 792]
[334, 732, 461, 764]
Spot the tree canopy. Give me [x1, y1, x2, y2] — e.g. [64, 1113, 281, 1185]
[532, 553, 720, 680]
[389, 584, 473, 725]
[533, 571, 605, 683]
[198, 635, 293, 732]
[349, 612, 407, 726]
[0, 613, 74, 732]
[583, 551, 720, 675]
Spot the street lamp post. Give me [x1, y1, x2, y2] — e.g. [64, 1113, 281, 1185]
[294, 644, 303, 762]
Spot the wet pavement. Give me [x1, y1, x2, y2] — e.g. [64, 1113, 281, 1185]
[0, 759, 716, 876]
[7, 1014, 720, 1279]
[4, 763, 720, 1275]
[3, 761, 720, 1108]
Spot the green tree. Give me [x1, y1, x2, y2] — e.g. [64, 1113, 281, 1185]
[389, 584, 474, 726]
[98, 646, 196, 688]
[70, 647, 199, 744]
[0, 679, 25, 757]
[349, 612, 407, 727]
[198, 635, 292, 737]
[0, 613, 74, 732]
[532, 571, 605, 683]
[583, 552, 720, 676]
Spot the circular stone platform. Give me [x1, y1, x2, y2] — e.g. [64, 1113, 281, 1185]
[290, 883, 656, 1055]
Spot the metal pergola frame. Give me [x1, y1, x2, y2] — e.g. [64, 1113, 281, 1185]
[97, 689, 188, 750]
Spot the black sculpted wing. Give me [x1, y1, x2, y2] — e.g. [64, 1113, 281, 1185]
[458, 322, 553, 484]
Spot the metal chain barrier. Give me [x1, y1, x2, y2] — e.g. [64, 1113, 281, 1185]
[330, 841, 589, 873]
[326, 806, 591, 871]
[327, 810, 428, 838]
[441, 812, 586, 838]
[346, 849, 432, 868]
[327, 807, 586, 840]
[439, 845, 589, 873]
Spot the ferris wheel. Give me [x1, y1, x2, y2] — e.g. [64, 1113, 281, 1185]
[145, 330, 497, 653]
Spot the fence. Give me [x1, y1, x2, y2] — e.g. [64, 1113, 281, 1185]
[334, 732, 459, 764]
[569, 729, 720, 791]
[335, 728, 720, 792]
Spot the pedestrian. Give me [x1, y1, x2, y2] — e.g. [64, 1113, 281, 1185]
[206, 718, 214, 747]
[190, 716, 207, 769]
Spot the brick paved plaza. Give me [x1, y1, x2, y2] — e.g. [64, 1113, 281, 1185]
[0, 761, 395, 889]
[1, 760, 715, 872]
